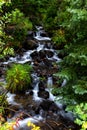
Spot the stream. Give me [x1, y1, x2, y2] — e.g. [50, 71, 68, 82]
[1, 26, 78, 130]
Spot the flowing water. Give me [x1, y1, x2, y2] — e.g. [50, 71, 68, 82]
[2, 26, 76, 130]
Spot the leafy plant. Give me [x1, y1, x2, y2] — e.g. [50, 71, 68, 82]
[52, 0, 87, 106]
[0, 94, 8, 127]
[0, 1, 15, 58]
[3, 8, 33, 50]
[0, 1, 33, 56]
[52, 29, 66, 49]
[6, 64, 32, 93]
[66, 103, 87, 130]
[0, 120, 40, 130]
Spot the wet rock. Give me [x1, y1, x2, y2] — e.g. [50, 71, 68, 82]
[44, 50, 54, 58]
[44, 43, 51, 49]
[33, 61, 39, 66]
[40, 30, 48, 37]
[35, 106, 41, 114]
[39, 50, 46, 59]
[49, 102, 59, 112]
[40, 69, 48, 76]
[43, 58, 53, 67]
[28, 40, 38, 50]
[30, 51, 38, 61]
[38, 90, 49, 99]
[33, 57, 42, 66]
[38, 81, 46, 91]
[29, 90, 33, 95]
[40, 100, 59, 112]
[30, 51, 39, 59]
[53, 76, 62, 88]
[40, 100, 53, 111]
[34, 63, 58, 77]
[23, 40, 38, 50]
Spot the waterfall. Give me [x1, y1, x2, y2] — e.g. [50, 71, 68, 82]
[47, 76, 53, 88]
[33, 82, 42, 101]
[34, 26, 51, 41]
[2, 26, 75, 130]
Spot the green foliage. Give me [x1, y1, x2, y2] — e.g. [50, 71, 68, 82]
[0, 95, 8, 115]
[54, 67, 76, 81]
[0, 1, 33, 58]
[11, 0, 50, 24]
[0, 1, 15, 58]
[0, 94, 8, 125]
[3, 8, 32, 49]
[52, 0, 87, 107]
[6, 64, 32, 93]
[0, 120, 40, 130]
[66, 103, 87, 130]
[52, 29, 66, 48]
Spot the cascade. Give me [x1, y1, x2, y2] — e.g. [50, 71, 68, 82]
[2, 26, 75, 130]
[34, 26, 51, 41]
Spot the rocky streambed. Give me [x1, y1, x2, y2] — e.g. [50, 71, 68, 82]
[0, 26, 79, 130]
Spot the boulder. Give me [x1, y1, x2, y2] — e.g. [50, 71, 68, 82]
[40, 100, 53, 111]
[38, 81, 46, 91]
[39, 50, 46, 59]
[23, 40, 38, 50]
[40, 30, 48, 37]
[44, 43, 51, 49]
[38, 90, 49, 99]
[30, 51, 39, 59]
[40, 100, 60, 112]
[44, 50, 54, 58]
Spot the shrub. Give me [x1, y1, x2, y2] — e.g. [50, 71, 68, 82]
[6, 64, 32, 93]
[3, 8, 33, 50]
[52, 29, 66, 49]
[66, 103, 87, 130]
